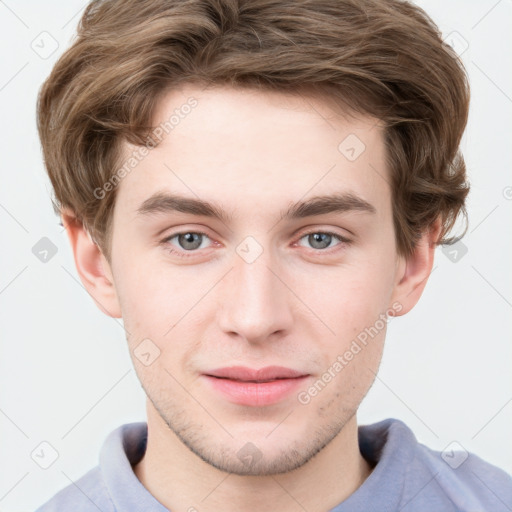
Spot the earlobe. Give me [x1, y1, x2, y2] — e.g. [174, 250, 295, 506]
[390, 217, 442, 316]
[61, 210, 122, 318]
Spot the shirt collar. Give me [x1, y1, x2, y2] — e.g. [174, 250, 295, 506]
[99, 422, 169, 511]
[329, 418, 414, 511]
[99, 418, 414, 511]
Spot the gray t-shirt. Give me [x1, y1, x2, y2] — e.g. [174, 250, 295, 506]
[34, 418, 512, 511]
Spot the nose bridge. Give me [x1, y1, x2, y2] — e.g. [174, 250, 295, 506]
[217, 240, 293, 342]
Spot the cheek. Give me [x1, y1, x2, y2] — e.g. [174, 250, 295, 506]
[316, 260, 395, 330]
[112, 245, 182, 318]
[112, 230, 397, 350]
[113, 257, 212, 373]
[302, 255, 396, 385]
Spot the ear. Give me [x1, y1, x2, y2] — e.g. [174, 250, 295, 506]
[61, 210, 122, 318]
[390, 217, 442, 316]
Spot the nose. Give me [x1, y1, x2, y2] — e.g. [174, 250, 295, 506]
[216, 245, 294, 344]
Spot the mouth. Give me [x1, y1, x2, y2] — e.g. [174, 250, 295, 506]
[202, 366, 310, 407]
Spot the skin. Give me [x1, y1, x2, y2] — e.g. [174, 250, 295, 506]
[63, 84, 440, 512]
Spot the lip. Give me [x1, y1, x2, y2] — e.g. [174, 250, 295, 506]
[202, 366, 310, 406]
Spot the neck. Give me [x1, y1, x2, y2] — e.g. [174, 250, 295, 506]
[133, 401, 372, 512]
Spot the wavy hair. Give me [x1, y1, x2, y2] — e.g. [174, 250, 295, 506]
[37, 0, 470, 259]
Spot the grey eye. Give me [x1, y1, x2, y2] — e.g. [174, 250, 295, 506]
[307, 233, 333, 249]
[167, 232, 210, 251]
[299, 232, 342, 250]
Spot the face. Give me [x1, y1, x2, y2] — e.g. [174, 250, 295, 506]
[105, 85, 406, 475]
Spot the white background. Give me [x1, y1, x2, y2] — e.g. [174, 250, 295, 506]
[0, 1, 511, 510]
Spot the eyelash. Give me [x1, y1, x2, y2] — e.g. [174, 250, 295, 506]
[161, 229, 351, 259]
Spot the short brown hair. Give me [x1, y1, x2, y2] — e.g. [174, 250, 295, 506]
[37, 0, 470, 260]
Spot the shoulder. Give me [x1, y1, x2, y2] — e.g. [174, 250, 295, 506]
[359, 419, 512, 510]
[398, 421, 512, 510]
[34, 466, 115, 512]
[33, 422, 148, 511]
[412, 441, 512, 510]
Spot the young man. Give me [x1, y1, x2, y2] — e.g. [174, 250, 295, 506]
[35, 0, 512, 510]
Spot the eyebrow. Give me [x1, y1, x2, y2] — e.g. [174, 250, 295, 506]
[136, 191, 376, 223]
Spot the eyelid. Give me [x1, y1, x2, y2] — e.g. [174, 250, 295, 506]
[160, 228, 217, 260]
[162, 229, 213, 247]
[293, 228, 351, 252]
[296, 227, 351, 243]
[161, 226, 351, 259]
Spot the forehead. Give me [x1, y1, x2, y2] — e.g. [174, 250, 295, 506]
[115, 84, 390, 223]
